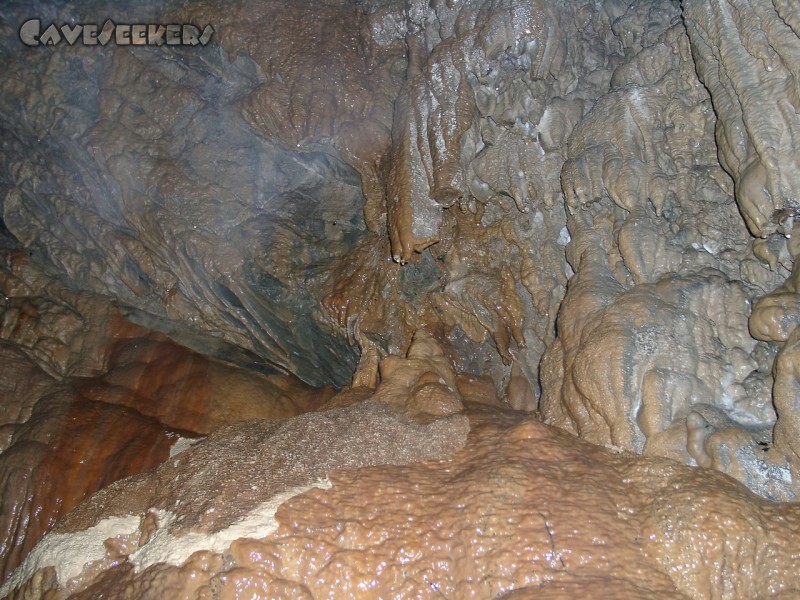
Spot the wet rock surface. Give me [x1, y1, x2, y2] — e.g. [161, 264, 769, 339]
[1, 0, 800, 596]
[0, 0, 392, 387]
[0, 252, 329, 581]
[5, 408, 800, 599]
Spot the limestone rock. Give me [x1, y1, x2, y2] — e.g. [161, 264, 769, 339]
[0, 277, 328, 581]
[5, 411, 800, 599]
[2, 0, 800, 595]
[683, 0, 800, 238]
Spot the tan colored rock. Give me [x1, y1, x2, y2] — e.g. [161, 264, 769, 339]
[750, 290, 800, 342]
[372, 330, 464, 418]
[540, 225, 793, 497]
[3, 0, 800, 597]
[0, 401, 469, 598]
[773, 326, 800, 464]
[562, 84, 669, 217]
[6, 411, 800, 599]
[683, 0, 800, 238]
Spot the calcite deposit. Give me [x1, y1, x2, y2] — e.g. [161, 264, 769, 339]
[6, 407, 800, 600]
[2, 0, 800, 596]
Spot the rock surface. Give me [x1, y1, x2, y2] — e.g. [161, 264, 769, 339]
[0, 254, 330, 581]
[1, 0, 800, 596]
[0, 0, 394, 387]
[5, 407, 800, 599]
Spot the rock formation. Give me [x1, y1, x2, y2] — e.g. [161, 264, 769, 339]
[1, 0, 800, 597]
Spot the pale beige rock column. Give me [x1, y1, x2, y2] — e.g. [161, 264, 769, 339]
[683, 0, 800, 237]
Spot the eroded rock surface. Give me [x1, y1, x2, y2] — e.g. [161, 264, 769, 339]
[537, 0, 799, 499]
[0, 0, 404, 387]
[1, 400, 470, 599]
[683, 0, 800, 238]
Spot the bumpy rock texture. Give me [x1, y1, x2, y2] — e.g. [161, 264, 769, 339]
[6, 409, 800, 600]
[2, 0, 800, 596]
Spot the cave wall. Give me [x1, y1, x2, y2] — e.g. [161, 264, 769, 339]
[0, 0, 398, 388]
[1, 0, 800, 595]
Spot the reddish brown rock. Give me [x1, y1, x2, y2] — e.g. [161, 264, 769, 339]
[76, 333, 332, 435]
[0, 305, 331, 582]
[0, 389, 176, 582]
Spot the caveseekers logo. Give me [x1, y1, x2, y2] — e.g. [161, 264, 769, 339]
[19, 19, 214, 47]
